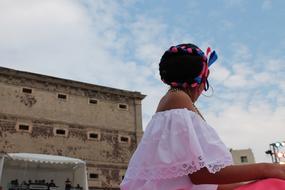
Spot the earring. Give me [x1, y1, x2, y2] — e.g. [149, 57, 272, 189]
[202, 85, 214, 97]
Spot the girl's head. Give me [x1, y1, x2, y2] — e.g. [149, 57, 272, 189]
[159, 43, 217, 101]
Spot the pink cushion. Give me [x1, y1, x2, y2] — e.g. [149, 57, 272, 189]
[235, 178, 285, 190]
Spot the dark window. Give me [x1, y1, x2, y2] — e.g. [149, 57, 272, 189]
[89, 133, 99, 139]
[58, 94, 67, 100]
[18, 124, 30, 131]
[89, 173, 99, 179]
[89, 99, 98, 104]
[56, 129, 66, 135]
[22, 88, 32, 94]
[120, 136, 129, 143]
[119, 104, 128, 109]
[240, 156, 248, 163]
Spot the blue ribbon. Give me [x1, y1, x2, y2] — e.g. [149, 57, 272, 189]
[208, 51, 218, 67]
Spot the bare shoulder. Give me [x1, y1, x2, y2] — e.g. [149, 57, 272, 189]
[156, 90, 196, 112]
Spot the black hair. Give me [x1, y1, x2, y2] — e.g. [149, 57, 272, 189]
[159, 43, 204, 87]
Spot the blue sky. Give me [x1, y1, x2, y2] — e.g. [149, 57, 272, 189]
[0, 0, 284, 162]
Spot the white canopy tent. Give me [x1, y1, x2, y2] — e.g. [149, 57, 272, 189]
[0, 153, 88, 190]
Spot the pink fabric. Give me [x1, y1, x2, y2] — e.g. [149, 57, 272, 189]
[235, 178, 285, 190]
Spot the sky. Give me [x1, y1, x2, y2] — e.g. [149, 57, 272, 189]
[0, 0, 284, 163]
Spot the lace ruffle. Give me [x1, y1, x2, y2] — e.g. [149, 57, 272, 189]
[125, 156, 233, 180]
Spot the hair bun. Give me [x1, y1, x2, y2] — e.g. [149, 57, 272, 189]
[159, 43, 205, 88]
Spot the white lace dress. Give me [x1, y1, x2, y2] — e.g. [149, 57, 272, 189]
[120, 108, 233, 190]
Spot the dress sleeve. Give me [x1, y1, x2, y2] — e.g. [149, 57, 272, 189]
[124, 108, 233, 180]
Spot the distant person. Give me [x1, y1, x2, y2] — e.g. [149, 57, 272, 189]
[21, 181, 28, 186]
[76, 184, 82, 190]
[20, 181, 28, 189]
[49, 180, 56, 187]
[120, 43, 285, 190]
[65, 178, 71, 190]
[11, 179, 18, 185]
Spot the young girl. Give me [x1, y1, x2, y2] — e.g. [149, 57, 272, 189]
[120, 43, 285, 190]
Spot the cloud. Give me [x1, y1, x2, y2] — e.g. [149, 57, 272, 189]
[0, 0, 90, 46]
[223, 0, 247, 10]
[0, 0, 154, 89]
[206, 101, 285, 162]
[231, 43, 252, 62]
[262, 0, 273, 10]
[200, 41, 285, 162]
[214, 42, 285, 91]
[220, 20, 235, 32]
[0, 0, 93, 76]
[210, 63, 231, 83]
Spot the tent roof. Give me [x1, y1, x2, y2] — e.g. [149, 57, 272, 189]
[6, 153, 85, 165]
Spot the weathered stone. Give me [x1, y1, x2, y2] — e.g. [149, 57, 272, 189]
[0, 66, 145, 189]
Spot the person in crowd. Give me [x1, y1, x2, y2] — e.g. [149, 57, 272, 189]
[49, 179, 56, 187]
[65, 178, 72, 190]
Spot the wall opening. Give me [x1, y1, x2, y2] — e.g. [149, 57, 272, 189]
[89, 173, 99, 180]
[22, 88, 32, 94]
[89, 98, 98, 105]
[118, 103, 128, 110]
[57, 93, 67, 100]
[119, 135, 131, 144]
[87, 131, 100, 141]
